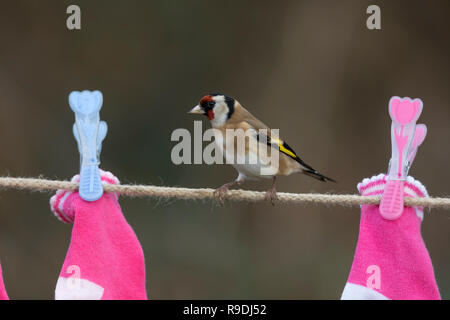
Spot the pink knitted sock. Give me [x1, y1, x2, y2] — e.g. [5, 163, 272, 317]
[0, 262, 8, 300]
[341, 174, 440, 300]
[50, 170, 147, 300]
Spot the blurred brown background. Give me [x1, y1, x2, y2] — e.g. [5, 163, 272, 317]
[0, 0, 449, 299]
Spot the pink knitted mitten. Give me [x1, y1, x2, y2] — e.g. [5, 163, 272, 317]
[341, 174, 440, 300]
[50, 170, 147, 300]
[0, 262, 8, 300]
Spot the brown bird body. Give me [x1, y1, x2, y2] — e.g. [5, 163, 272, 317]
[213, 103, 303, 177]
[189, 94, 335, 203]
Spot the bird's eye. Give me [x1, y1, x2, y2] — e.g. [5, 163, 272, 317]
[208, 101, 215, 107]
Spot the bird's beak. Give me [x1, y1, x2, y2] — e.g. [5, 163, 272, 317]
[188, 105, 203, 115]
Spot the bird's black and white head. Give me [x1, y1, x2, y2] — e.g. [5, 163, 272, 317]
[189, 93, 236, 127]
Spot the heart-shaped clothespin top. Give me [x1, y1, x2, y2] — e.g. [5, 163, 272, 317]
[389, 97, 423, 125]
[69, 90, 103, 116]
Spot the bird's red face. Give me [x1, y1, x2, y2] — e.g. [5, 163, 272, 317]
[189, 95, 217, 120]
[199, 95, 216, 120]
[189, 94, 236, 127]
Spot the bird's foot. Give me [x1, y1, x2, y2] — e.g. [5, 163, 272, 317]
[213, 184, 232, 205]
[265, 187, 278, 206]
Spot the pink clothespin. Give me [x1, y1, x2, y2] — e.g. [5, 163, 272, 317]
[407, 124, 427, 165]
[379, 97, 424, 220]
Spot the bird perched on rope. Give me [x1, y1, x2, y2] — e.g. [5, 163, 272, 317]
[189, 93, 335, 204]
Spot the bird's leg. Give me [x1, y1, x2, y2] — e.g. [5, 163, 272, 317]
[213, 180, 241, 205]
[265, 176, 278, 206]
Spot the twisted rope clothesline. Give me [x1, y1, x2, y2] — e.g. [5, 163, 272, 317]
[0, 177, 449, 209]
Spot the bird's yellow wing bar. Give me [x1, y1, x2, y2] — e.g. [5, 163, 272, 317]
[270, 137, 298, 159]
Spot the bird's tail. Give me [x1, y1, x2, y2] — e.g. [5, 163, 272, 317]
[301, 169, 336, 183]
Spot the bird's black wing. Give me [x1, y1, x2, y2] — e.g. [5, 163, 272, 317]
[257, 132, 336, 182]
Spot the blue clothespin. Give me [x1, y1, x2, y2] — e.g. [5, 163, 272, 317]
[69, 90, 108, 202]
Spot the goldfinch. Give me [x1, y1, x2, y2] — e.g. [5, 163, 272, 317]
[189, 93, 335, 203]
